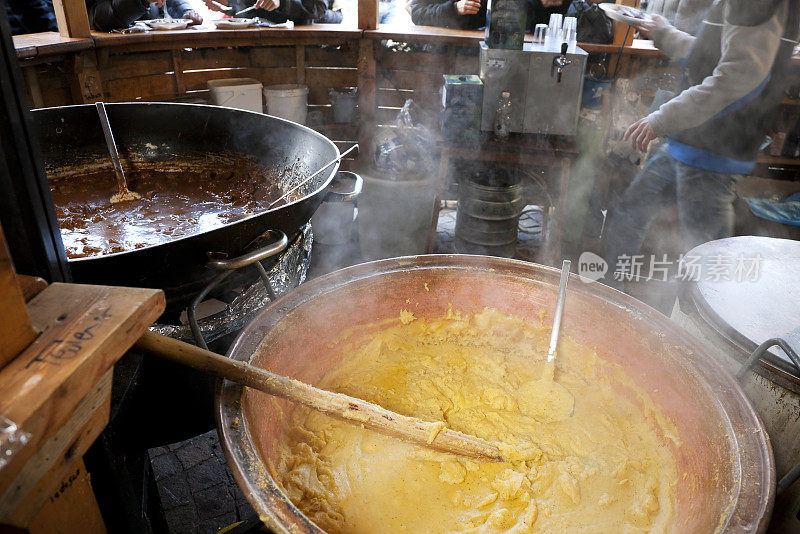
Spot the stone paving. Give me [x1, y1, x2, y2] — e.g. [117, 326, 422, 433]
[148, 430, 259, 534]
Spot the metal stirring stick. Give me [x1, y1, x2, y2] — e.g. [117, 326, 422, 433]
[235, 5, 257, 15]
[547, 259, 571, 362]
[517, 259, 574, 422]
[95, 102, 141, 204]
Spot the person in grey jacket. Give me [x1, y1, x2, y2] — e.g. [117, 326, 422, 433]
[87, 0, 202, 31]
[645, 0, 714, 35]
[603, 0, 798, 285]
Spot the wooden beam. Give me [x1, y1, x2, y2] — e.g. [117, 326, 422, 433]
[358, 0, 379, 31]
[52, 0, 91, 39]
[0, 283, 165, 528]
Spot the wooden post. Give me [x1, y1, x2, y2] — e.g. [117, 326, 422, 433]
[52, 0, 92, 38]
[171, 50, 186, 96]
[612, 0, 637, 48]
[358, 0, 379, 30]
[69, 52, 104, 104]
[357, 39, 376, 162]
[295, 45, 306, 85]
[0, 223, 38, 370]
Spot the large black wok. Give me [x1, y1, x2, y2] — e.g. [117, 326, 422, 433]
[32, 103, 340, 312]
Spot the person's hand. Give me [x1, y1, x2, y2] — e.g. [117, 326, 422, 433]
[624, 117, 657, 152]
[636, 13, 667, 38]
[455, 0, 480, 15]
[255, 0, 280, 11]
[183, 10, 203, 24]
[202, 0, 229, 12]
[541, 0, 563, 7]
[149, 0, 165, 7]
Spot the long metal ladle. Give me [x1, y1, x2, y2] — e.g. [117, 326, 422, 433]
[517, 259, 575, 422]
[95, 101, 141, 204]
[268, 144, 358, 208]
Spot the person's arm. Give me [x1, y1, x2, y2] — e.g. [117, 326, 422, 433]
[166, 0, 201, 22]
[647, 3, 784, 137]
[87, 0, 151, 31]
[285, 0, 327, 21]
[254, 0, 326, 22]
[316, 7, 342, 23]
[410, 0, 460, 27]
[650, 19, 695, 60]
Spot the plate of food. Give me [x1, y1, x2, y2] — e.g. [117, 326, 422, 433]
[598, 3, 654, 26]
[143, 18, 191, 30]
[213, 18, 258, 29]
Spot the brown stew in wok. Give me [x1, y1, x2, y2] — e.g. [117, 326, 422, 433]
[50, 157, 287, 259]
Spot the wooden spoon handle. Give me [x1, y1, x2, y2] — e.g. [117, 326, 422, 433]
[134, 331, 503, 462]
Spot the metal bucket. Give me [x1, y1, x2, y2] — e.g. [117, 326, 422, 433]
[672, 236, 800, 531]
[455, 172, 524, 256]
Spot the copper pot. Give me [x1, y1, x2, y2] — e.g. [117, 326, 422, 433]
[216, 255, 774, 533]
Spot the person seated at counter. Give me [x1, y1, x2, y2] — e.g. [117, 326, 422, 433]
[204, 0, 342, 25]
[409, 0, 572, 31]
[4, 0, 58, 35]
[87, 0, 202, 32]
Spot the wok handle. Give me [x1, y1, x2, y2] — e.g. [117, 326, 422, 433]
[205, 230, 288, 270]
[134, 331, 505, 462]
[324, 171, 362, 202]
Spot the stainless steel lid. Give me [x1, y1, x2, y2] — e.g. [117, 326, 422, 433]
[683, 236, 800, 384]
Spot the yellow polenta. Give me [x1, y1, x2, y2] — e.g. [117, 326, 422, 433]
[273, 308, 677, 533]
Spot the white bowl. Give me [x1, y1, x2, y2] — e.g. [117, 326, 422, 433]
[213, 18, 257, 29]
[143, 19, 191, 30]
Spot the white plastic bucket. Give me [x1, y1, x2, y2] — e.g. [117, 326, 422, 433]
[207, 78, 263, 113]
[263, 84, 308, 124]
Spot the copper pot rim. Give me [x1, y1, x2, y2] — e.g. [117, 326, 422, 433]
[215, 254, 776, 534]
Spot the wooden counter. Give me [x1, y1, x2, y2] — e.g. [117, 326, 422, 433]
[13, 32, 92, 60]
[14, 24, 664, 58]
[90, 23, 362, 52]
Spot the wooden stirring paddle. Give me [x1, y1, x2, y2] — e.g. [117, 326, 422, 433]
[135, 331, 505, 462]
[95, 102, 141, 204]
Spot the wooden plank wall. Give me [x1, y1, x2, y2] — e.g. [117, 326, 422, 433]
[19, 41, 361, 164]
[16, 39, 662, 165]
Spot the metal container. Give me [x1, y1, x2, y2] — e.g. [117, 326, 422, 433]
[672, 236, 800, 531]
[32, 103, 340, 312]
[479, 42, 588, 136]
[310, 171, 363, 245]
[217, 255, 774, 534]
[441, 75, 483, 144]
[484, 0, 526, 50]
[455, 173, 524, 256]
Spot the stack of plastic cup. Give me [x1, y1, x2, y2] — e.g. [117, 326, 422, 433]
[563, 16, 577, 51]
[546, 13, 564, 50]
[533, 23, 547, 44]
